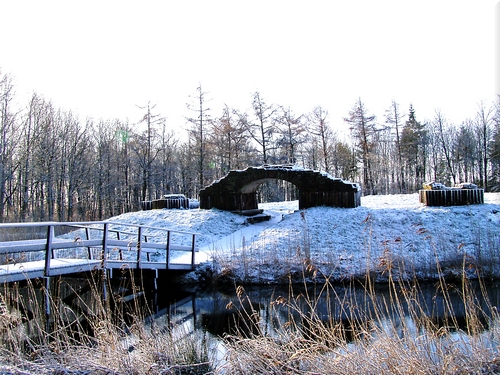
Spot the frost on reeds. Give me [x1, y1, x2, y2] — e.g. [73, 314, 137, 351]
[218, 273, 500, 375]
[0, 271, 212, 375]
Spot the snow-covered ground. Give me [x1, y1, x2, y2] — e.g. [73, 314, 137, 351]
[107, 193, 500, 284]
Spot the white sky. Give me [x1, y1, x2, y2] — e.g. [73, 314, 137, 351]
[0, 1, 497, 137]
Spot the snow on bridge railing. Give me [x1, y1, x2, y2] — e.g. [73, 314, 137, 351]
[0, 221, 200, 281]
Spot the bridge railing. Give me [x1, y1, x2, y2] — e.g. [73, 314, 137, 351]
[0, 221, 199, 280]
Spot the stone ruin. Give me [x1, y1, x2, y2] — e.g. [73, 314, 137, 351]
[199, 165, 361, 211]
[419, 181, 484, 206]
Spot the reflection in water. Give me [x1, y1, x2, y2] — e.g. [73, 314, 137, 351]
[163, 280, 500, 346]
[2, 276, 500, 350]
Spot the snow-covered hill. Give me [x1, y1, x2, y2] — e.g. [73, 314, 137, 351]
[107, 193, 500, 284]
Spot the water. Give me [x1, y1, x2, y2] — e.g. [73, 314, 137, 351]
[2, 276, 500, 353]
[155, 279, 500, 341]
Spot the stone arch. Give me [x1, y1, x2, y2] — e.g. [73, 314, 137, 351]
[199, 165, 361, 210]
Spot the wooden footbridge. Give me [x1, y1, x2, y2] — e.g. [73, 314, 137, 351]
[0, 221, 199, 284]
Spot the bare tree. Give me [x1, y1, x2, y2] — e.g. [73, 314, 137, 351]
[454, 119, 477, 184]
[475, 101, 494, 190]
[491, 98, 500, 190]
[35, 101, 59, 220]
[344, 98, 378, 195]
[114, 121, 133, 212]
[19, 93, 43, 220]
[210, 105, 251, 176]
[186, 85, 212, 193]
[275, 106, 305, 165]
[0, 71, 19, 221]
[385, 100, 405, 192]
[136, 102, 164, 201]
[307, 106, 334, 173]
[434, 110, 456, 186]
[245, 92, 277, 164]
[154, 124, 179, 196]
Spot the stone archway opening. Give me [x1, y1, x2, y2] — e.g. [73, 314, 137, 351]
[247, 179, 299, 205]
[199, 165, 361, 211]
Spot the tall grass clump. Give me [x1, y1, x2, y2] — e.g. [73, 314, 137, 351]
[0, 270, 213, 374]
[218, 265, 500, 375]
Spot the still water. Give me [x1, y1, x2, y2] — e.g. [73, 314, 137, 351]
[158, 280, 500, 340]
[3, 275, 500, 348]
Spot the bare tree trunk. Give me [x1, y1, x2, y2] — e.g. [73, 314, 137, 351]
[435, 111, 456, 185]
[476, 102, 493, 191]
[385, 100, 405, 193]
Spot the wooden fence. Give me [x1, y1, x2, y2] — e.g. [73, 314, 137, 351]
[419, 189, 484, 206]
[141, 196, 191, 210]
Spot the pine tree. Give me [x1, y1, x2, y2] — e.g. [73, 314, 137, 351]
[400, 104, 427, 191]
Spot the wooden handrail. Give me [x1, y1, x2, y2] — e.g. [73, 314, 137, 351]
[0, 220, 200, 274]
[0, 220, 201, 236]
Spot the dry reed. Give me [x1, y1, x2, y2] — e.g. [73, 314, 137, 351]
[218, 262, 500, 375]
[0, 270, 212, 374]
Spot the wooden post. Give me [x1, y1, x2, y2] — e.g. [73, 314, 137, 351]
[85, 227, 93, 259]
[101, 223, 109, 268]
[44, 276, 50, 315]
[191, 234, 196, 269]
[166, 231, 171, 269]
[102, 269, 109, 303]
[44, 225, 54, 277]
[43, 276, 51, 332]
[137, 226, 143, 269]
[101, 223, 110, 302]
[153, 269, 158, 291]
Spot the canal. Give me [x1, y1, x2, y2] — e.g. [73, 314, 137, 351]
[2, 275, 500, 364]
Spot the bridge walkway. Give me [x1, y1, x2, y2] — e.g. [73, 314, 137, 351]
[0, 221, 199, 283]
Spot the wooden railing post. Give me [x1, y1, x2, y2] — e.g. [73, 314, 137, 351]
[137, 226, 143, 268]
[44, 225, 54, 277]
[85, 227, 93, 259]
[191, 234, 196, 268]
[166, 231, 171, 269]
[101, 223, 110, 302]
[101, 223, 109, 268]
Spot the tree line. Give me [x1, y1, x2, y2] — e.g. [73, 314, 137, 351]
[1, 71, 499, 222]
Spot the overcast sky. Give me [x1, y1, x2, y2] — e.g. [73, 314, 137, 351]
[1, 1, 497, 137]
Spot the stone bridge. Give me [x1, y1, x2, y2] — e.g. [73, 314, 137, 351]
[199, 165, 361, 210]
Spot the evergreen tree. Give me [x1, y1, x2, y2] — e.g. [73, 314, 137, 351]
[400, 104, 427, 191]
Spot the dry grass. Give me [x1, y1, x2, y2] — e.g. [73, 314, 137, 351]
[1, 257, 499, 374]
[218, 272, 500, 375]
[0, 271, 212, 374]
